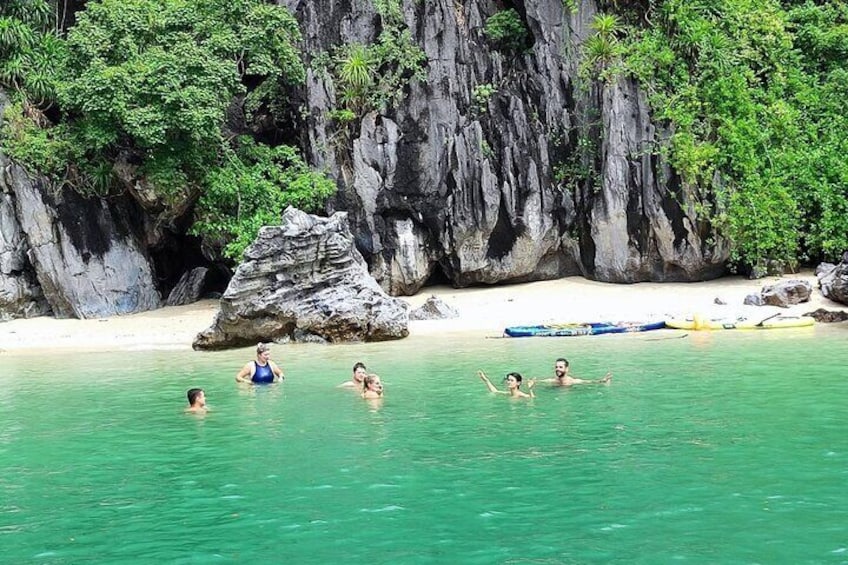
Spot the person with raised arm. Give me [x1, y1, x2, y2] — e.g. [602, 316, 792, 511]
[478, 370, 535, 398]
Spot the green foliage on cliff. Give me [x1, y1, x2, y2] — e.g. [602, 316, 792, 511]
[322, 0, 426, 120]
[0, 0, 335, 261]
[484, 9, 530, 52]
[583, 13, 624, 78]
[0, 1, 66, 105]
[192, 137, 337, 260]
[620, 0, 848, 269]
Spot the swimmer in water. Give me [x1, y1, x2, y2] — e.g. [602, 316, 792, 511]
[361, 373, 384, 400]
[478, 370, 535, 398]
[235, 342, 285, 384]
[185, 388, 207, 413]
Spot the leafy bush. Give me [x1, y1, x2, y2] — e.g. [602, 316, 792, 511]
[471, 83, 497, 112]
[620, 0, 848, 268]
[484, 9, 529, 52]
[0, 1, 67, 105]
[192, 137, 336, 260]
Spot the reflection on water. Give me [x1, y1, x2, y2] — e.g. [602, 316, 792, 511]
[1, 328, 847, 563]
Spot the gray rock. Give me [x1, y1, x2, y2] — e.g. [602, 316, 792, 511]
[166, 267, 209, 307]
[410, 295, 460, 320]
[0, 92, 51, 321]
[8, 170, 161, 318]
[714, 297, 727, 305]
[0, 169, 50, 321]
[815, 262, 835, 277]
[194, 207, 409, 350]
[819, 256, 848, 305]
[743, 293, 764, 306]
[804, 308, 848, 323]
[760, 279, 812, 308]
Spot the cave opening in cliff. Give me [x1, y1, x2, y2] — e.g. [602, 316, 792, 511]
[423, 263, 451, 288]
[150, 233, 230, 301]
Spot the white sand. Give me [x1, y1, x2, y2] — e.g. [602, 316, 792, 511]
[0, 271, 842, 353]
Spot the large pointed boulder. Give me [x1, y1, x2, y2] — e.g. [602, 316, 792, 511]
[193, 208, 409, 349]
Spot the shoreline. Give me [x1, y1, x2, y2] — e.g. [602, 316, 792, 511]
[0, 271, 844, 354]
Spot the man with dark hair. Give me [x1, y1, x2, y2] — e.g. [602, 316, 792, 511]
[338, 362, 368, 388]
[186, 388, 207, 413]
[534, 358, 611, 387]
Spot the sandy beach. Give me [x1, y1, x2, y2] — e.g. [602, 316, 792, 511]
[0, 271, 843, 353]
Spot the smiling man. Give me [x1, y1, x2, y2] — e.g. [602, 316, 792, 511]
[535, 358, 612, 387]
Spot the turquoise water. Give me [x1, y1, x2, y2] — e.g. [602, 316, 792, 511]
[1, 327, 847, 563]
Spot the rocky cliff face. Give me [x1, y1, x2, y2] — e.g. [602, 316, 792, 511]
[0, 92, 161, 319]
[2, 0, 732, 322]
[0, 165, 50, 321]
[289, 0, 729, 293]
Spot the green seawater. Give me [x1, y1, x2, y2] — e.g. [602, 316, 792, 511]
[1, 327, 847, 564]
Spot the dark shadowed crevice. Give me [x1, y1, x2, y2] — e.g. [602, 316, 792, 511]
[423, 262, 451, 287]
[486, 198, 522, 260]
[50, 183, 143, 260]
[657, 163, 689, 249]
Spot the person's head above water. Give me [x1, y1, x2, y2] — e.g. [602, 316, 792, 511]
[352, 362, 367, 383]
[187, 388, 206, 408]
[504, 372, 523, 388]
[363, 373, 383, 393]
[554, 358, 570, 377]
[256, 342, 271, 359]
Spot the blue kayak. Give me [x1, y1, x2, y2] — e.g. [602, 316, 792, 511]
[503, 321, 666, 337]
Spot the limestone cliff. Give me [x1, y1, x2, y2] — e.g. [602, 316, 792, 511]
[0, 92, 161, 319]
[1, 0, 732, 322]
[289, 0, 728, 293]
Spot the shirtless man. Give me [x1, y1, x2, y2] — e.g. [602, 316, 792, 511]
[338, 362, 368, 388]
[186, 388, 207, 413]
[535, 358, 611, 387]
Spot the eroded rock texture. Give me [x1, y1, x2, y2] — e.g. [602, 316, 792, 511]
[289, 0, 729, 294]
[818, 255, 848, 306]
[193, 207, 409, 349]
[1, 90, 160, 319]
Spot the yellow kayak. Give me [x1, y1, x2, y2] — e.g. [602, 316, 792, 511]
[666, 314, 815, 330]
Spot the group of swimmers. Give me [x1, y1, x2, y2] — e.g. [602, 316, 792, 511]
[184, 344, 613, 412]
[478, 358, 612, 398]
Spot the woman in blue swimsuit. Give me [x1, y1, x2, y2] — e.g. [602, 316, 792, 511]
[235, 343, 285, 384]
